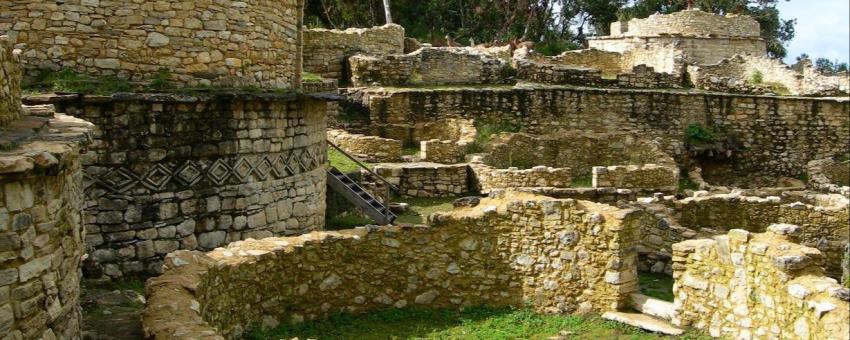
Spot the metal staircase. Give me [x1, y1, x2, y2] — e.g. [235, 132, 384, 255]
[326, 140, 397, 225]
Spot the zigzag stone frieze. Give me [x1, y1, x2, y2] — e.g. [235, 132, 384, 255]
[83, 145, 326, 198]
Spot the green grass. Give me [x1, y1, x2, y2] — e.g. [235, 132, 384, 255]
[571, 176, 593, 188]
[677, 177, 700, 192]
[394, 196, 457, 224]
[465, 120, 522, 154]
[326, 213, 373, 230]
[25, 69, 132, 95]
[247, 306, 707, 340]
[302, 72, 323, 82]
[639, 272, 674, 302]
[402, 146, 421, 157]
[83, 278, 146, 295]
[329, 149, 372, 174]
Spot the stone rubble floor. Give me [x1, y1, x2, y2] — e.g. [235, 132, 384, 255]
[80, 279, 146, 340]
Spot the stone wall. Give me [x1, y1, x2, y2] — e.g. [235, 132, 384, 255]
[349, 86, 849, 178]
[516, 61, 682, 89]
[327, 129, 402, 163]
[639, 192, 849, 278]
[420, 140, 466, 164]
[143, 193, 642, 339]
[471, 164, 572, 194]
[689, 55, 850, 96]
[372, 163, 468, 198]
[0, 37, 22, 128]
[349, 47, 510, 86]
[0, 0, 304, 88]
[807, 158, 850, 196]
[0, 108, 93, 338]
[303, 24, 404, 81]
[592, 164, 678, 191]
[517, 46, 685, 77]
[40, 93, 327, 278]
[672, 227, 849, 339]
[482, 132, 676, 179]
[589, 36, 766, 67]
[610, 9, 761, 38]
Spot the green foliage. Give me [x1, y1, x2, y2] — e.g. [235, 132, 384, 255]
[149, 68, 173, 91]
[248, 305, 709, 340]
[639, 272, 674, 302]
[25, 69, 131, 95]
[534, 39, 581, 57]
[571, 176, 593, 188]
[815, 58, 850, 74]
[678, 177, 701, 192]
[685, 123, 716, 144]
[466, 120, 522, 154]
[749, 70, 764, 85]
[498, 64, 517, 80]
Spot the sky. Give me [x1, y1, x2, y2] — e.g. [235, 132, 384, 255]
[777, 0, 850, 64]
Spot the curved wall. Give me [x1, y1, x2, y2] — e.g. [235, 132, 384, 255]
[50, 93, 327, 277]
[0, 0, 304, 88]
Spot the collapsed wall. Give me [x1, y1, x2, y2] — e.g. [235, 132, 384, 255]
[303, 24, 405, 81]
[143, 193, 642, 339]
[638, 192, 849, 278]
[1, 38, 94, 340]
[672, 227, 849, 339]
[689, 55, 850, 96]
[349, 86, 849, 178]
[33, 93, 328, 278]
[349, 47, 510, 86]
[0, 0, 305, 88]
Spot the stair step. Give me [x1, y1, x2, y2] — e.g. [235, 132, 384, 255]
[602, 312, 684, 336]
[630, 293, 675, 321]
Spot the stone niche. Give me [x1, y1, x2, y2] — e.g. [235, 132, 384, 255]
[36, 92, 328, 278]
[0, 0, 305, 88]
[143, 193, 642, 339]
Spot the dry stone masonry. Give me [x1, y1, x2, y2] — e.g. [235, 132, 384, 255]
[303, 24, 405, 81]
[34, 93, 328, 278]
[1, 0, 306, 88]
[143, 193, 642, 339]
[349, 47, 511, 87]
[327, 129, 402, 163]
[1, 38, 94, 340]
[672, 227, 849, 339]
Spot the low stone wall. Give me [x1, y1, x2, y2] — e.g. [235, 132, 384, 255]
[516, 60, 682, 89]
[672, 227, 849, 339]
[35, 92, 328, 278]
[143, 193, 642, 339]
[807, 158, 850, 196]
[372, 163, 468, 198]
[592, 164, 678, 191]
[0, 112, 93, 339]
[610, 9, 761, 39]
[327, 129, 402, 163]
[471, 164, 572, 194]
[689, 55, 850, 96]
[638, 192, 849, 278]
[482, 131, 676, 179]
[0, 37, 21, 127]
[589, 36, 767, 67]
[303, 24, 405, 81]
[420, 139, 466, 164]
[1, 0, 305, 88]
[349, 86, 849, 178]
[350, 47, 510, 86]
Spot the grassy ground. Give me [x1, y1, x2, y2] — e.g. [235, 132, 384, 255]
[394, 196, 458, 224]
[329, 149, 372, 174]
[247, 306, 708, 340]
[326, 213, 374, 230]
[571, 176, 593, 188]
[639, 272, 675, 302]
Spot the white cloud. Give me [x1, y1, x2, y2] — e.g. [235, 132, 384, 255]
[778, 0, 850, 63]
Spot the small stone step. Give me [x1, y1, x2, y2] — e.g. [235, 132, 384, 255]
[630, 293, 675, 321]
[602, 311, 684, 336]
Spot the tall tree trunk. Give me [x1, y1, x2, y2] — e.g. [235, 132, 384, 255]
[383, 0, 393, 24]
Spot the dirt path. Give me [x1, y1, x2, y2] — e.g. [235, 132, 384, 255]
[80, 279, 146, 340]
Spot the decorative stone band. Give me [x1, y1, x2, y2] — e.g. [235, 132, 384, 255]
[84, 145, 326, 198]
[144, 194, 642, 339]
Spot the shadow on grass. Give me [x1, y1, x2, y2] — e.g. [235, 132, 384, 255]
[246, 306, 708, 340]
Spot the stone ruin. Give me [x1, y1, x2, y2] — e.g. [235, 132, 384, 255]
[0, 3, 848, 340]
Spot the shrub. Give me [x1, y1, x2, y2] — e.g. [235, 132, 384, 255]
[149, 68, 173, 91]
[749, 70, 764, 84]
[685, 123, 716, 144]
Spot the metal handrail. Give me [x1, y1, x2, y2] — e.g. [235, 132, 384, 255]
[325, 139, 401, 212]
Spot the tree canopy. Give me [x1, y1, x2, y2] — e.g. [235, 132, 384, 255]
[305, 0, 796, 57]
